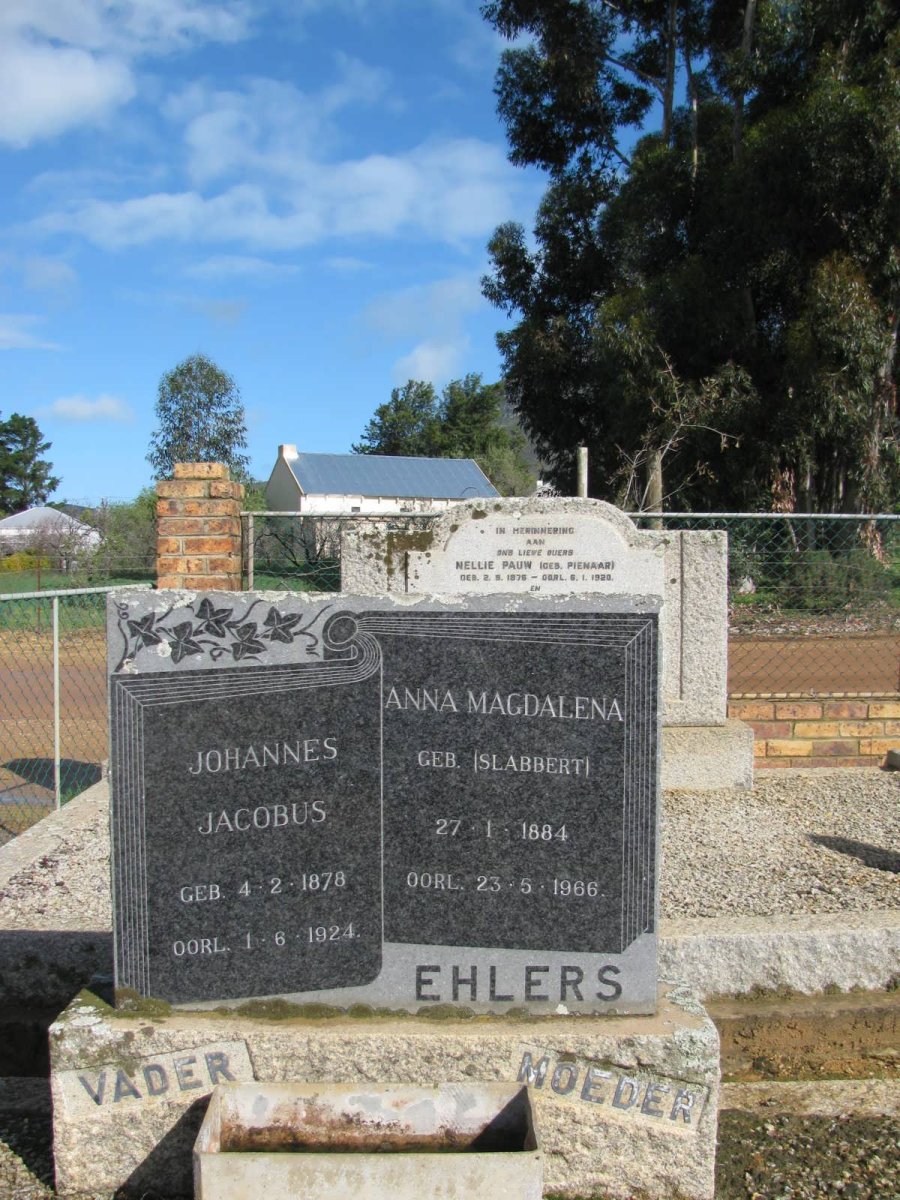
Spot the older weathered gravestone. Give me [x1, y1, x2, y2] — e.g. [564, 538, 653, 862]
[343, 497, 754, 789]
[109, 590, 661, 1013]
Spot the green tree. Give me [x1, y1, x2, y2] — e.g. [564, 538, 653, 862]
[352, 380, 442, 457]
[481, 1, 900, 511]
[438, 374, 535, 495]
[353, 374, 536, 495]
[0, 413, 60, 513]
[147, 354, 250, 480]
[83, 489, 158, 580]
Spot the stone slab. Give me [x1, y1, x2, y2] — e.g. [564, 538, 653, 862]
[342, 498, 730, 728]
[652, 529, 728, 727]
[404, 499, 665, 598]
[720, 1079, 900, 1117]
[660, 910, 900, 997]
[109, 590, 660, 1014]
[50, 982, 719, 1200]
[661, 721, 754, 791]
[0, 779, 112, 1007]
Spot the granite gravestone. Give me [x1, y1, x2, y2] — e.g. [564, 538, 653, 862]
[109, 575, 662, 1014]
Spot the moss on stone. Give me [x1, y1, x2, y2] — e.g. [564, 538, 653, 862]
[381, 529, 434, 579]
[416, 1004, 476, 1021]
[110, 988, 173, 1019]
[228, 998, 346, 1020]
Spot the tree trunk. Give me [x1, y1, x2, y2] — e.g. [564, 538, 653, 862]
[685, 48, 699, 180]
[645, 449, 664, 529]
[662, 0, 678, 144]
[733, 0, 758, 164]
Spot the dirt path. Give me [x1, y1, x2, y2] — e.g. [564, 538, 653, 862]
[729, 633, 900, 694]
[710, 991, 900, 1083]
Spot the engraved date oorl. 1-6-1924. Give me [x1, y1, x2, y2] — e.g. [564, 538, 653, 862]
[169, 924, 360, 959]
[244, 925, 358, 949]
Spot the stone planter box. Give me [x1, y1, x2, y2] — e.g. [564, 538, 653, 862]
[194, 1081, 543, 1200]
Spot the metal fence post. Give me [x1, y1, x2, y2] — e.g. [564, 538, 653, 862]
[52, 595, 61, 809]
[247, 514, 255, 590]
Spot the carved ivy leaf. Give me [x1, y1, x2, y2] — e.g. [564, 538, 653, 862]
[263, 606, 303, 644]
[126, 613, 163, 649]
[195, 597, 234, 638]
[168, 621, 205, 664]
[231, 622, 265, 661]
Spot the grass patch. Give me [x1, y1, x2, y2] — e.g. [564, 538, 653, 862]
[252, 562, 340, 592]
[0, 577, 151, 633]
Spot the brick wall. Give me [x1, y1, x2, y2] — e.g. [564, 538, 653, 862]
[156, 463, 244, 590]
[728, 698, 900, 768]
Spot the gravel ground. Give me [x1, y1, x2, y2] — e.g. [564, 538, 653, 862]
[661, 769, 900, 921]
[728, 604, 900, 636]
[715, 1111, 900, 1200]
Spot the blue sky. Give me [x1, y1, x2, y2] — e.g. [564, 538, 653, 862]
[1, 0, 544, 503]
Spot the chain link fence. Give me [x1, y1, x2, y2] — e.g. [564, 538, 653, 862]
[0, 586, 150, 846]
[242, 511, 438, 591]
[2, 512, 897, 842]
[245, 510, 900, 697]
[630, 513, 900, 696]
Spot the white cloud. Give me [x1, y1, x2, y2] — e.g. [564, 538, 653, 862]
[184, 255, 299, 281]
[393, 337, 469, 385]
[362, 272, 486, 386]
[0, 0, 252, 56]
[23, 256, 78, 294]
[0, 314, 61, 351]
[364, 274, 484, 339]
[0, 40, 135, 148]
[38, 136, 522, 251]
[167, 58, 391, 187]
[0, 0, 253, 148]
[45, 394, 134, 421]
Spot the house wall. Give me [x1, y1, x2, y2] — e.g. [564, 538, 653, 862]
[264, 457, 303, 511]
[263, 460, 468, 515]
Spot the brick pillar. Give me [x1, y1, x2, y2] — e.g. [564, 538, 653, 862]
[156, 463, 244, 590]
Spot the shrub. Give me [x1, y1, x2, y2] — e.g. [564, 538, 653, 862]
[0, 551, 51, 572]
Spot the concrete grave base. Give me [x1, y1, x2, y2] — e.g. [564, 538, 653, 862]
[661, 720, 754, 790]
[50, 983, 719, 1200]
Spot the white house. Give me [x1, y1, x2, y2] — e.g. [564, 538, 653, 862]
[0, 506, 101, 568]
[265, 445, 500, 513]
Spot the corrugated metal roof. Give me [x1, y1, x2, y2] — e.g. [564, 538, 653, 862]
[0, 506, 93, 532]
[289, 453, 499, 499]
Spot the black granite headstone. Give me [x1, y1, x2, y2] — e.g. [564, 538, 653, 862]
[109, 594, 658, 1012]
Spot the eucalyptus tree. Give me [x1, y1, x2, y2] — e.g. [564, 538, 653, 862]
[481, 1, 899, 511]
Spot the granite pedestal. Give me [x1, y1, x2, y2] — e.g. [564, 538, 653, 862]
[50, 983, 719, 1200]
